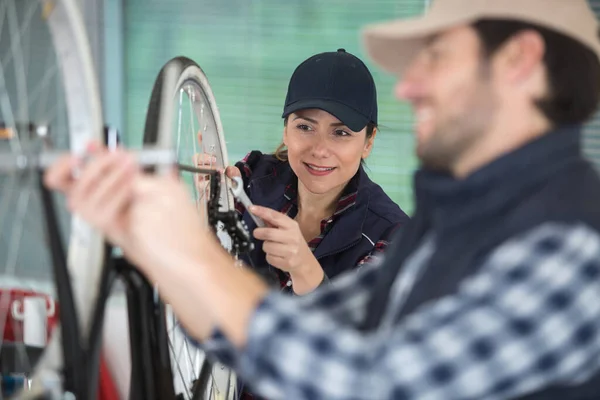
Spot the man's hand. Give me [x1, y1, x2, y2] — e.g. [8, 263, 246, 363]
[44, 143, 269, 347]
[44, 143, 213, 272]
[44, 144, 138, 249]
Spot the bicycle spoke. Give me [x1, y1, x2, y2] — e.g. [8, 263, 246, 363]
[168, 327, 192, 398]
[145, 57, 237, 399]
[167, 307, 217, 400]
[0, 1, 21, 154]
[168, 320, 224, 400]
[0, 1, 35, 371]
[31, 61, 60, 120]
[176, 88, 184, 162]
[0, 1, 104, 398]
[0, 1, 38, 72]
[0, 173, 34, 374]
[7, 0, 30, 133]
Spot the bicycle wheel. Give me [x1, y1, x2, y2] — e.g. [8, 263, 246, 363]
[0, 0, 104, 397]
[143, 56, 237, 400]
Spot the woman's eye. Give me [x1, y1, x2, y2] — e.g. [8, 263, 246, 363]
[296, 124, 312, 131]
[334, 129, 351, 137]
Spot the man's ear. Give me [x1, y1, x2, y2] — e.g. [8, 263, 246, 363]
[496, 30, 546, 85]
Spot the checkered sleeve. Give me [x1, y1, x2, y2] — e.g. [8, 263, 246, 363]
[230, 222, 600, 399]
[197, 254, 384, 364]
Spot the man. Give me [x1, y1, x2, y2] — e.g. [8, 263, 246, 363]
[46, 0, 600, 398]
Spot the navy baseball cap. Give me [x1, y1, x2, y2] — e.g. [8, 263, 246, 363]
[282, 49, 378, 132]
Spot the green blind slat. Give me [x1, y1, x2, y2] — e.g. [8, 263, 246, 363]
[585, 1, 600, 170]
[125, 0, 425, 213]
[126, 2, 600, 208]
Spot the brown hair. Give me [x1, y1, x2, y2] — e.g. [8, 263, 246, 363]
[274, 116, 378, 163]
[473, 19, 600, 126]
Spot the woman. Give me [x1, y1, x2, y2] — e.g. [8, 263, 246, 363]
[197, 48, 409, 298]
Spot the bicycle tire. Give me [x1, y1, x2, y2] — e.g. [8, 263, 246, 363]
[143, 56, 237, 400]
[0, 0, 105, 397]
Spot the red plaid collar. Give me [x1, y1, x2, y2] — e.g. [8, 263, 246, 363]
[282, 172, 359, 217]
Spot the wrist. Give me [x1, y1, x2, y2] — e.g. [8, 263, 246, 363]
[172, 236, 269, 347]
[289, 255, 324, 295]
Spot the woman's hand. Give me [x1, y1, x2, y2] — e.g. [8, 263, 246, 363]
[193, 131, 241, 207]
[194, 131, 241, 182]
[193, 131, 218, 202]
[250, 205, 325, 294]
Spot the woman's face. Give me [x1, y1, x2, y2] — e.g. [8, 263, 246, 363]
[283, 109, 376, 196]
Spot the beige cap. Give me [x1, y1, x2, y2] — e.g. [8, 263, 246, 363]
[362, 0, 600, 75]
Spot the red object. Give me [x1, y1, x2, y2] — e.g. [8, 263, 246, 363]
[1, 288, 120, 399]
[98, 354, 120, 400]
[0, 288, 59, 343]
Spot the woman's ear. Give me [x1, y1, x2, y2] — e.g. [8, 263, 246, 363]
[362, 128, 377, 159]
[282, 124, 288, 147]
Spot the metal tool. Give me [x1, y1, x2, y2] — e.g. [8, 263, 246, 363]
[229, 176, 265, 228]
[0, 147, 178, 173]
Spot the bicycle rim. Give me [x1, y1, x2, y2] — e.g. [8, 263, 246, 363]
[0, 0, 104, 397]
[143, 56, 237, 400]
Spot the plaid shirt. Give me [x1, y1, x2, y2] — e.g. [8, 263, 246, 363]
[202, 222, 600, 399]
[235, 153, 397, 290]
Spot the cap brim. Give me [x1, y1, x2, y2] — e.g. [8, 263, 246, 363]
[362, 14, 474, 75]
[282, 99, 371, 132]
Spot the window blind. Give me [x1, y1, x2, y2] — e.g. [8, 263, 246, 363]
[585, 0, 600, 171]
[124, 0, 428, 214]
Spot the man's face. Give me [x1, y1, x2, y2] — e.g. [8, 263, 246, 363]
[396, 26, 499, 173]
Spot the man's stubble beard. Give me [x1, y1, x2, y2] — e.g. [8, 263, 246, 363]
[418, 63, 499, 173]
